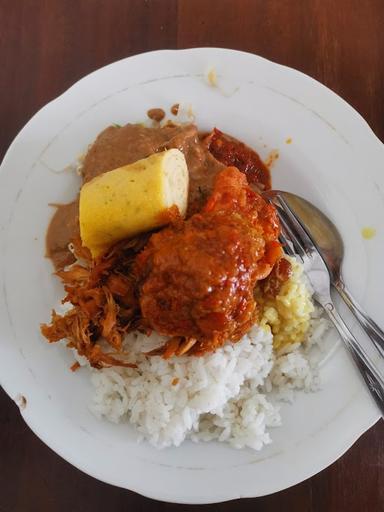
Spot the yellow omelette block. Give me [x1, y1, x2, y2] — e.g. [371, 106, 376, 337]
[79, 149, 189, 258]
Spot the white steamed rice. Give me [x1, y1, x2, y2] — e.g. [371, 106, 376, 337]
[81, 315, 328, 451]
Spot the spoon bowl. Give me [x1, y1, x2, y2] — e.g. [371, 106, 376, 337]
[277, 192, 344, 283]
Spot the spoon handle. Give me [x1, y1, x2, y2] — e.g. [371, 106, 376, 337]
[334, 282, 384, 358]
[321, 301, 384, 417]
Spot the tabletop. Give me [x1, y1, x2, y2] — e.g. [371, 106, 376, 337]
[0, 1, 383, 510]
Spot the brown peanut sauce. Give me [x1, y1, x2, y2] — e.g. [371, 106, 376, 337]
[46, 200, 80, 270]
[147, 108, 166, 123]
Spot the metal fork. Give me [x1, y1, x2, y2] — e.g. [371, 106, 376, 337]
[267, 192, 384, 416]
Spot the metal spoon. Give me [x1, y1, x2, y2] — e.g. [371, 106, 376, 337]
[276, 191, 384, 357]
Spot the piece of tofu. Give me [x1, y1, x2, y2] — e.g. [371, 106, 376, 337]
[79, 149, 189, 258]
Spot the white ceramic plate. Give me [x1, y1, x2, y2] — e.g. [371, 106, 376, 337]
[0, 48, 383, 504]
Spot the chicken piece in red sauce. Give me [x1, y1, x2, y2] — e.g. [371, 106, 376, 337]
[135, 167, 281, 356]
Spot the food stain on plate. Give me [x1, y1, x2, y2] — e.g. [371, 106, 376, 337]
[205, 67, 218, 88]
[170, 103, 179, 116]
[265, 149, 279, 168]
[285, 137, 292, 144]
[14, 393, 27, 410]
[204, 66, 239, 97]
[147, 108, 166, 123]
[361, 226, 376, 240]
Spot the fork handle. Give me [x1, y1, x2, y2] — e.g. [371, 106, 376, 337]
[334, 282, 384, 358]
[322, 302, 384, 417]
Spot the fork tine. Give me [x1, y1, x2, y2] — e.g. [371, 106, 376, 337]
[277, 209, 305, 255]
[277, 194, 321, 255]
[278, 230, 297, 259]
[271, 196, 307, 259]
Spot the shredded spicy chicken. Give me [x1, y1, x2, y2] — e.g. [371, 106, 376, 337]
[41, 236, 148, 368]
[134, 167, 282, 357]
[260, 257, 293, 298]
